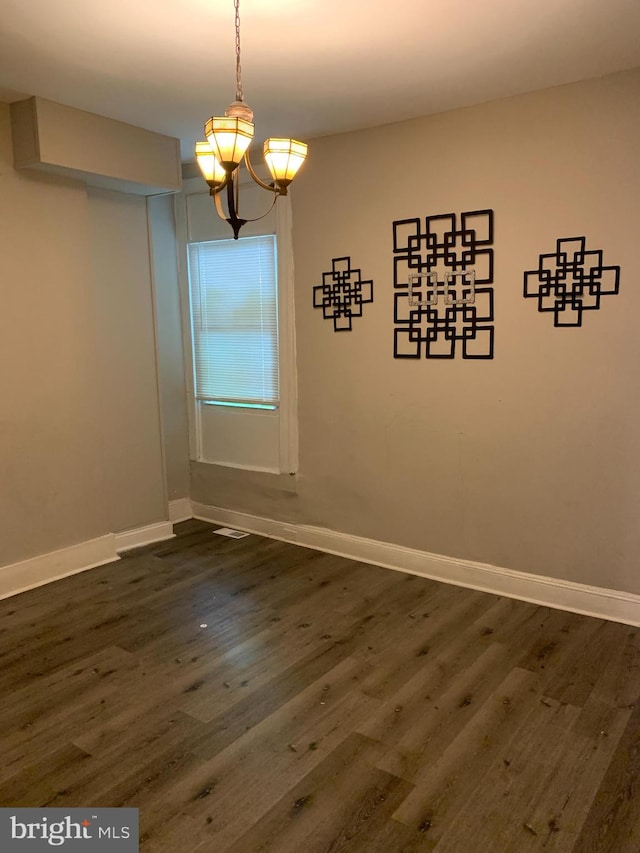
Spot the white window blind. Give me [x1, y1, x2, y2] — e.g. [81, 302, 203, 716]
[187, 235, 279, 407]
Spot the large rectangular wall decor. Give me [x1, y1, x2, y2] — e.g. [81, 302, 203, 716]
[393, 209, 495, 359]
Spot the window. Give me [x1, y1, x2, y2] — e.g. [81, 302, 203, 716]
[177, 179, 297, 474]
[188, 235, 279, 410]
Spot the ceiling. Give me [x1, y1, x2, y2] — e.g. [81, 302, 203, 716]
[1, 0, 639, 163]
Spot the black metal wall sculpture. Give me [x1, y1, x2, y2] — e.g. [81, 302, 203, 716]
[392, 209, 495, 358]
[313, 256, 374, 331]
[523, 237, 620, 327]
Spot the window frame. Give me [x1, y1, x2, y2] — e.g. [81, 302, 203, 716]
[175, 177, 298, 475]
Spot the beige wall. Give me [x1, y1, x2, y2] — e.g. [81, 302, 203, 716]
[11, 97, 181, 195]
[0, 103, 109, 565]
[193, 68, 640, 595]
[147, 194, 190, 502]
[0, 102, 169, 569]
[87, 187, 167, 531]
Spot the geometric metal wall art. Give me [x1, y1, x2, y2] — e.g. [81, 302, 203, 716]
[393, 209, 495, 359]
[523, 236, 620, 327]
[313, 256, 374, 331]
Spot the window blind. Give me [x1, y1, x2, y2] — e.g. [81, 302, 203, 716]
[188, 235, 279, 406]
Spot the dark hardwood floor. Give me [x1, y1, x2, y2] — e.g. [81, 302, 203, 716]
[1, 519, 640, 851]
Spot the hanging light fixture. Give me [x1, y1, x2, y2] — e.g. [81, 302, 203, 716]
[195, 0, 308, 240]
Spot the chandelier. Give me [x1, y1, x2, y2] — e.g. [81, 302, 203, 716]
[195, 0, 308, 240]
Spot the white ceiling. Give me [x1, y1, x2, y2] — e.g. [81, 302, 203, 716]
[1, 0, 639, 162]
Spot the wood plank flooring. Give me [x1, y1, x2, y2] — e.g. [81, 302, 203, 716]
[1, 519, 640, 851]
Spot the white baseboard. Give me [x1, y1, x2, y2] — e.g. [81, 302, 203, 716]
[192, 502, 640, 628]
[0, 535, 119, 601]
[0, 519, 179, 601]
[168, 498, 193, 523]
[115, 521, 175, 553]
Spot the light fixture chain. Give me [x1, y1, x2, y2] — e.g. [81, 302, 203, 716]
[235, 0, 244, 103]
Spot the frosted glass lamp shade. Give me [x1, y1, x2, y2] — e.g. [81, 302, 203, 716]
[263, 138, 308, 190]
[205, 116, 254, 170]
[195, 142, 227, 189]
